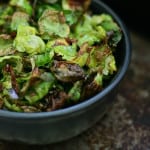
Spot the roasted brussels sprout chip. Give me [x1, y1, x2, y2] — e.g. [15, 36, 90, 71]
[0, 0, 122, 112]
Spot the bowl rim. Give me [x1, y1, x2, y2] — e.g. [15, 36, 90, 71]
[0, 0, 131, 119]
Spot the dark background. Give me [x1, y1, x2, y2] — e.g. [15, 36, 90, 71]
[100, 0, 150, 37]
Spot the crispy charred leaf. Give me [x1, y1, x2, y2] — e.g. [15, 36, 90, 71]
[93, 14, 122, 47]
[40, 72, 56, 82]
[1, 74, 12, 97]
[82, 73, 103, 99]
[0, 5, 14, 32]
[47, 90, 68, 110]
[46, 38, 69, 48]
[46, 38, 77, 61]
[87, 45, 110, 69]
[16, 72, 31, 92]
[0, 83, 2, 93]
[90, 13, 113, 26]
[22, 70, 56, 104]
[4, 99, 22, 112]
[53, 44, 77, 61]
[1, 64, 20, 100]
[0, 55, 23, 73]
[4, 64, 19, 94]
[62, 0, 91, 11]
[20, 105, 41, 112]
[71, 43, 89, 67]
[14, 25, 46, 54]
[62, 0, 91, 32]
[0, 5, 13, 23]
[35, 1, 62, 20]
[38, 9, 70, 39]
[0, 5, 4, 14]
[0, 97, 4, 109]
[74, 13, 121, 47]
[63, 10, 82, 26]
[0, 92, 3, 109]
[68, 81, 83, 102]
[35, 4, 56, 20]
[51, 60, 85, 82]
[102, 55, 117, 75]
[74, 14, 106, 46]
[15, 25, 37, 37]
[11, 11, 29, 31]
[43, 0, 59, 4]
[9, 0, 33, 16]
[87, 44, 117, 77]
[20, 67, 42, 93]
[74, 14, 93, 36]
[0, 34, 15, 56]
[77, 30, 104, 46]
[32, 52, 53, 67]
[1, 82, 19, 101]
[25, 81, 54, 104]
[73, 43, 117, 76]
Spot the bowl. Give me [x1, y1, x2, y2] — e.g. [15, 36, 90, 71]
[0, 0, 131, 145]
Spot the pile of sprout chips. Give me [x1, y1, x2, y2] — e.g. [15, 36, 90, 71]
[0, 0, 122, 112]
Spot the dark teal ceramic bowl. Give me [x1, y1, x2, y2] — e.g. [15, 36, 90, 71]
[0, 0, 131, 145]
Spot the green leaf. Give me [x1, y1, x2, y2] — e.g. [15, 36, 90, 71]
[14, 35, 46, 54]
[99, 14, 122, 47]
[15, 25, 37, 37]
[72, 53, 89, 67]
[9, 0, 33, 16]
[94, 73, 103, 86]
[0, 6, 14, 31]
[11, 11, 29, 31]
[102, 55, 117, 75]
[32, 53, 53, 67]
[38, 9, 70, 39]
[0, 55, 23, 73]
[21, 72, 55, 104]
[74, 14, 106, 46]
[77, 31, 101, 46]
[62, 0, 91, 11]
[74, 14, 93, 35]
[25, 81, 54, 104]
[14, 26, 46, 54]
[0, 35, 14, 56]
[64, 10, 81, 26]
[53, 44, 77, 61]
[4, 99, 22, 112]
[68, 81, 83, 102]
